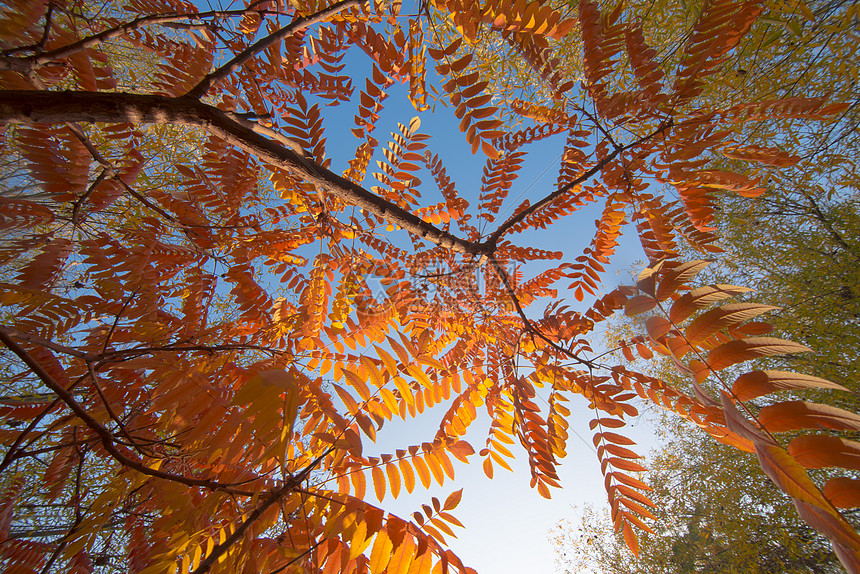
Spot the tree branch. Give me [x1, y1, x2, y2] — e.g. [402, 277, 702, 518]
[488, 258, 592, 368]
[0, 5, 277, 72]
[487, 119, 674, 244]
[0, 325, 87, 358]
[190, 449, 330, 574]
[0, 330, 256, 495]
[801, 191, 858, 258]
[0, 90, 491, 256]
[185, 0, 362, 99]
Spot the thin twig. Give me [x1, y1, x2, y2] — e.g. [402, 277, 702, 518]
[71, 168, 108, 226]
[0, 331, 256, 494]
[185, 0, 360, 99]
[86, 361, 155, 457]
[489, 258, 594, 368]
[487, 119, 674, 244]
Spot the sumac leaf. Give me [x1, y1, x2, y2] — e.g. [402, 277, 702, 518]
[759, 401, 860, 433]
[733, 370, 849, 401]
[707, 337, 811, 371]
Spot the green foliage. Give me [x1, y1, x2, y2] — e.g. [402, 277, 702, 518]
[553, 416, 845, 574]
[546, 0, 860, 571]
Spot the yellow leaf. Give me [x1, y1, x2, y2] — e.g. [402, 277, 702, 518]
[371, 465, 386, 502]
[406, 548, 433, 574]
[407, 365, 433, 389]
[369, 529, 393, 574]
[387, 536, 415, 574]
[349, 519, 370, 560]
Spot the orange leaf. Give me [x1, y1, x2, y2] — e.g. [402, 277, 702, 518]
[371, 465, 386, 502]
[655, 260, 710, 301]
[610, 472, 651, 492]
[788, 435, 860, 470]
[333, 384, 360, 415]
[447, 440, 475, 463]
[793, 498, 860, 561]
[443, 489, 463, 511]
[425, 453, 445, 485]
[407, 549, 433, 574]
[733, 370, 849, 401]
[589, 418, 626, 430]
[352, 469, 367, 499]
[707, 337, 811, 371]
[618, 497, 657, 520]
[400, 459, 416, 493]
[621, 510, 655, 535]
[605, 458, 647, 473]
[387, 535, 415, 574]
[759, 401, 860, 433]
[754, 441, 835, 514]
[624, 295, 656, 316]
[407, 365, 433, 389]
[343, 369, 372, 401]
[720, 390, 773, 446]
[684, 303, 777, 345]
[825, 477, 860, 509]
[374, 345, 399, 377]
[601, 431, 636, 446]
[360, 356, 384, 388]
[386, 462, 401, 499]
[413, 455, 432, 488]
[482, 457, 493, 479]
[603, 444, 641, 459]
[369, 529, 393, 574]
[669, 284, 751, 323]
[622, 522, 639, 556]
[615, 484, 655, 508]
[393, 376, 415, 407]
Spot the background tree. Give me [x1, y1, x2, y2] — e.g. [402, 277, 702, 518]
[546, 0, 859, 568]
[552, 415, 847, 573]
[0, 1, 859, 574]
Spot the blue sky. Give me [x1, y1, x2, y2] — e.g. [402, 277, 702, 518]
[195, 2, 663, 571]
[317, 66, 659, 572]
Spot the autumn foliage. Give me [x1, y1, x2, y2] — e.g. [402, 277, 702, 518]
[0, 0, 857, 573]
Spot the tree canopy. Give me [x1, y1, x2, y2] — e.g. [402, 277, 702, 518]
[0, 1, 858, 573]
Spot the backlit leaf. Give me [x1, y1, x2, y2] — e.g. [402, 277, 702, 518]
[733, 370, 849, 401]
[707, 337, 811, 371]
[759, 401, 860, 433]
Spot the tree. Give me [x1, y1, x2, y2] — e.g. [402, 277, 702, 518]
[0, 1, 858, 573]
[547, 0, 859, 569]
[552, 416, 846, 574]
